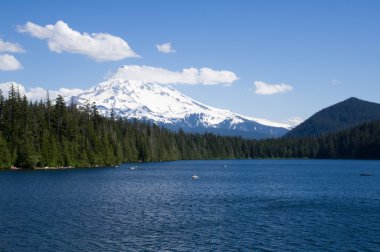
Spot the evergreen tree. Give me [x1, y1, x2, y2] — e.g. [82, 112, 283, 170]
[0, 88, 380, 169]
[0, 132, 12, 168]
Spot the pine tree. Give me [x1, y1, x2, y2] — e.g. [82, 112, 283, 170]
[0, 132, 11, 168]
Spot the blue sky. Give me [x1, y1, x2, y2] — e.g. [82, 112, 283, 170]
[0, 0, 379, 124]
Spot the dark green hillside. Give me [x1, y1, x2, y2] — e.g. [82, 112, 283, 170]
[286, 97, 380, 137]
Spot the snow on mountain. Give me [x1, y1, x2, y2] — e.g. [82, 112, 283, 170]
[0, 81, 83, 101]
[71, 69, 291, 138]
[0, 73, 293, 139]
[0, 81, 32, 98]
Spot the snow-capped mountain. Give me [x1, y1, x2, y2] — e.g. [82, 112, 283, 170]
[71, 69, 290, 139]
[0, 71, 293, 139]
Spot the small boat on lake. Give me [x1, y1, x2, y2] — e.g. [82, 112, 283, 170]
[360, 172, 372, 176]
[129, 166, 137, 170]
[192, 175, 199, 179]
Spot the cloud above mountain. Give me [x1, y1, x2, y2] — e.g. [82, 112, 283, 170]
[331, 79, 342, 86]
[17, 20, 139, 62]
[156, 42, 176, 53]
[0, 54, 23, 71]
[0, 39, 24, 53]
[112, 65, 239, 85]
[0, 39, 24, 71]
[254, 81, 293, 95]
[0, 82, 83, 101]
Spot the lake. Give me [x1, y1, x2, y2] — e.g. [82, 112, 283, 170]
[1, 160, 380, 251]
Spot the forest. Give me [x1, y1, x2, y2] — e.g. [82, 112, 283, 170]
[285, 97, 380, 137]
[0, 85, 379, 169]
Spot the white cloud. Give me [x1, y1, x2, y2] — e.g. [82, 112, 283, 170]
[27, 87, 84, 101]
[251, 116, 303, 130]
[0, 39, 24, 71]
[156, 42, 176, 53]
[254, 81, 293, 95]
[0, 39, 24, 53]
[17, 20, 139, 62]
[112, 65, 239, 85]
[286, 116, 304, 127]
[0, 82, 83, 101]
[0, 54, 23, 71]
[331, 79, 342, 86]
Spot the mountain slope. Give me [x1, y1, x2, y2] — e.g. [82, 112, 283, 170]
[286, 97, 380, 137]
[72, 68, 290, 139]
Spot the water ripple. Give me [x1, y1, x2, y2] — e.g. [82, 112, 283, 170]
[0, 160, 379, 251]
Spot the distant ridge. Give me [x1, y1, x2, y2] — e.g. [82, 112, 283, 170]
[286, 97, 380, 137]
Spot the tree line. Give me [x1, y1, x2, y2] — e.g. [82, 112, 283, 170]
[0, 85, 379, 169]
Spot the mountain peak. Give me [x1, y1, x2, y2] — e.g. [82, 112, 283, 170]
[71, 73, 289, 139]
[286, 97, 380, 137]
[345, 97, 360, 101]
[98, 76, 146, 88]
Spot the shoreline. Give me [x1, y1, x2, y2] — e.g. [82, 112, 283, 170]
[7, 164, 121, 171]
[2, 158, 380, 171]
[33, 166, 76, 170]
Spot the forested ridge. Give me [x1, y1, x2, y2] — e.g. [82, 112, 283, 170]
[1, 86, 380, 169]
[286, 97, 380, 137]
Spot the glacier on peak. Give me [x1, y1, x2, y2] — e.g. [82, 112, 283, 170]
[0, 75, 294, 138]
[71, 75, 291, 138]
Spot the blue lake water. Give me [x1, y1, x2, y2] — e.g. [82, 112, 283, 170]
[1, 159, 380, 251]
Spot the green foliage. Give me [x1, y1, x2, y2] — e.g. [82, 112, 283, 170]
[0, 87, 379, 169]
[0, 132, 12, 168]
[286, 97, 380, 137]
